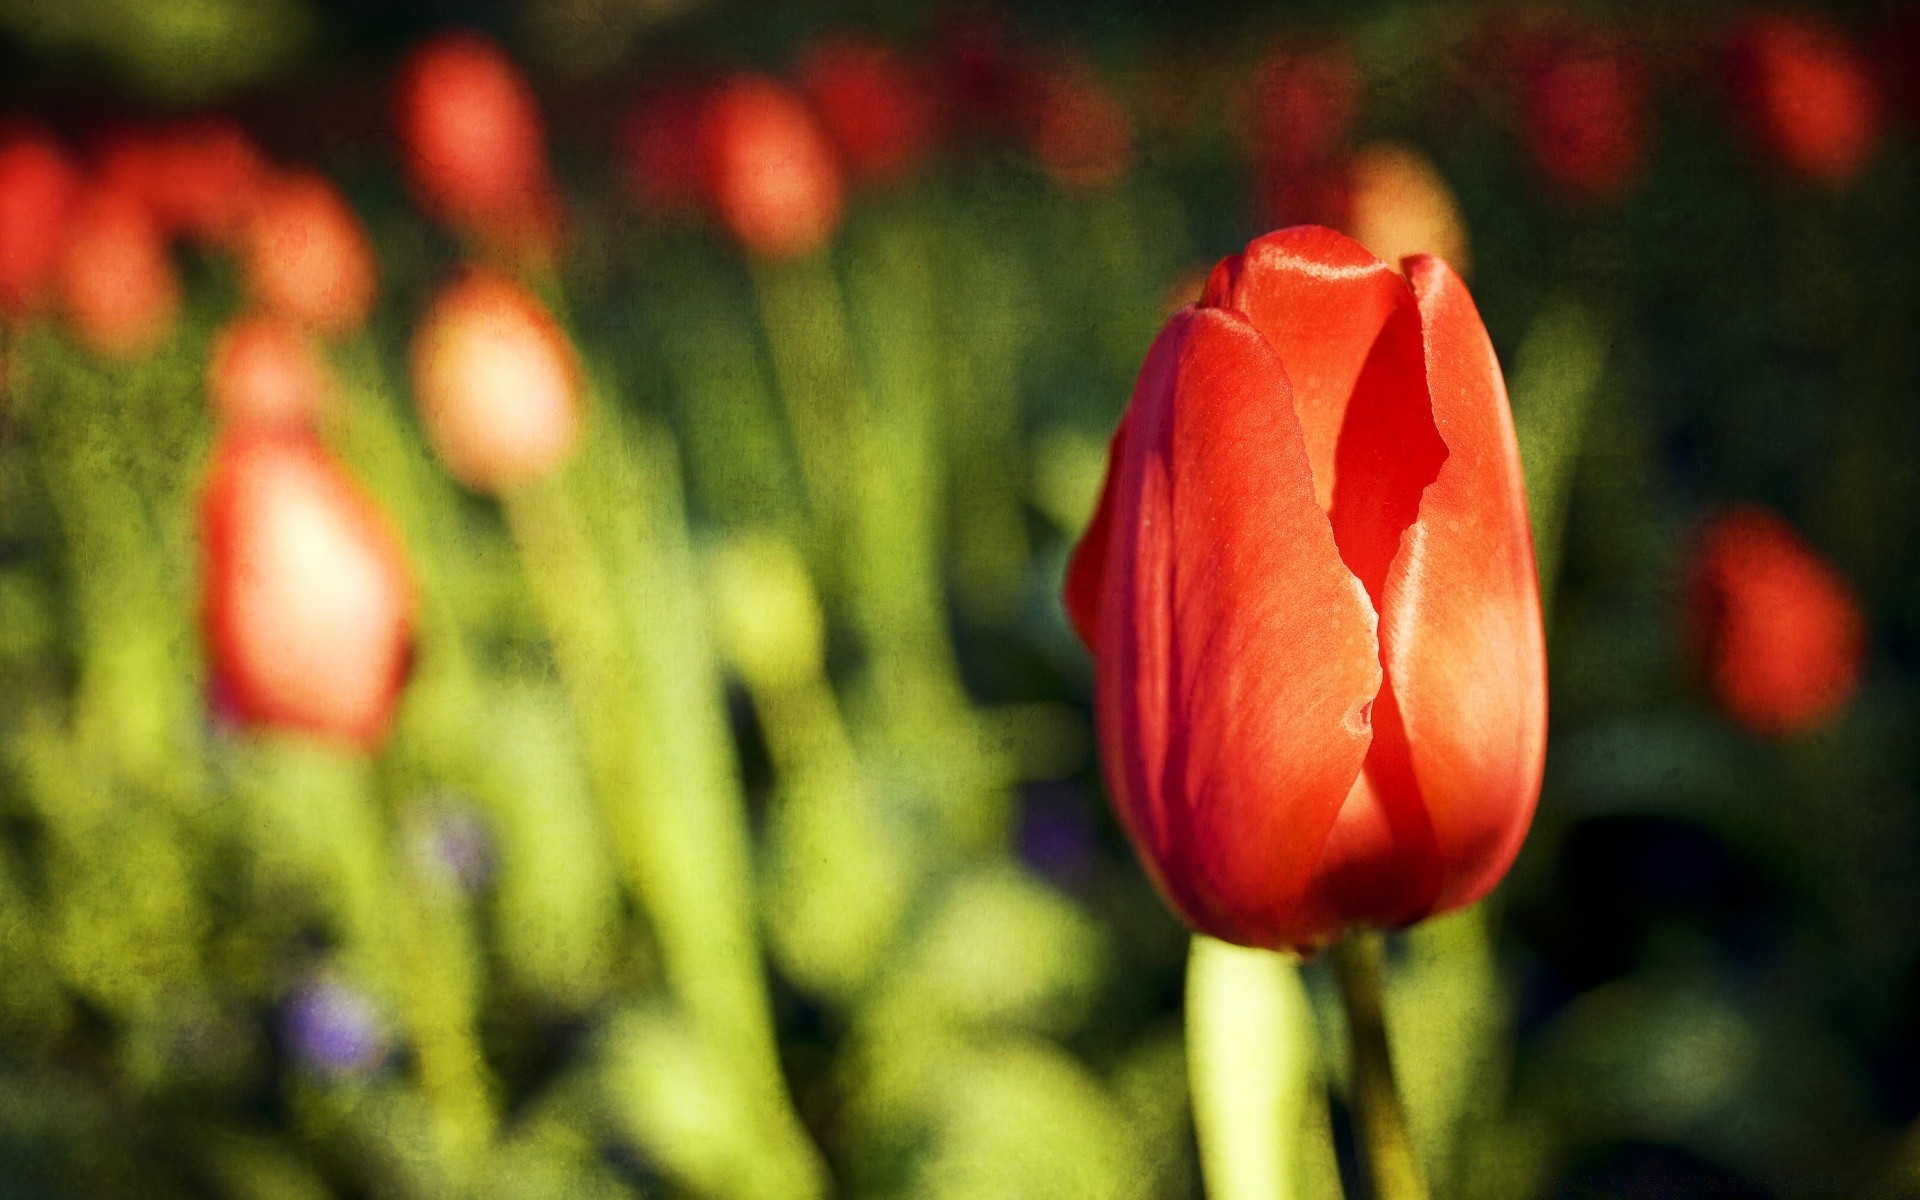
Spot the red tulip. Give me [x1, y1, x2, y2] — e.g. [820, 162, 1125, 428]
[201, 427, 415, 748]
[1520, 31, 1648, 202]
[0, 128, 79, 318]
[56, 182, 180, 358]
[394, 31, 559, 256]
[208, 313, 328, 428]
[798, 34, 937, 187]
[410, 267, 579, 490]
[1728, 12, 1882, 187]
[1021, 57, 1135, 192]
[622, 81, 713, 219]
[1064, 226, 1545, 952]
[241, 170, 377, 335]
[1688, 506, 1863, 736]
[1245, 47, 1361, 230]
[702, 75, 845, 259]
[98, 119, 268, 245]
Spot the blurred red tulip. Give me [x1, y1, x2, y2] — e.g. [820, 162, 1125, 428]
[933, 11, 1029, 143]
[56, 183, 180, 358]
[1246, 46, 1361, 229]
[1728, 12, 1882, 187]
[1520, 31, 1648, 202]
[798, 34, 937, 187]
[99, 119, 268, 245]
[208, 313, 328, 428]
[395, 31, 559, 256]
[1022, 57, 1135, 192]
[702, 75, 845, 259]
[1689, 506, 1863, 736]
[410, 268, 579, 490]
[622, 81, 714, 219]
[201, 427, 415, 748]
[241, 170, 377, 335]
[0, 129, 79, 318]
[1346, 142, 1471, 279]
[1065, 226, 1544, 952]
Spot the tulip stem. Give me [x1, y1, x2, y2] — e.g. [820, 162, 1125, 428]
[1330, 932, 1429, 1200]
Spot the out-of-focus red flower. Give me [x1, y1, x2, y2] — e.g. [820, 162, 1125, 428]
[1245, 46, 1361, 228]
[1689, 506, 1863, 736]
[1021, 57, 1135, 192]
[0, 129, 80, 318]
[1520, 31, 1648, 202]
[56, 183, 179, 358]
[1727, 12, 1882, 187]
[934, 11, 1029, 143]
[1346, 143, 1471, 279]
[100, 119, 268, 245]
[208, 313, 328, 428]
[410, 268, 578, 490]
[201, 427, 416, 748]
[394, 31, 560, 257]
[241, 170, 377, 335]
[1065, 226, 1544, 953]
[798, 34, 937, 187]
[622, 81, 714, 219]
[702, 75, 845, 259]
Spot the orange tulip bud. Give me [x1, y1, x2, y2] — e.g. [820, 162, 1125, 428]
[56, 183, 179, 358]
[201, 428, 416, 748]
[1688, 506, 1864, 736]
[1346, 143, 1471, 280]
[702, 75, 845, 259]
[1022, 57, 1135, 192]
[410, 268, 579, 490]
[241, 170, 377, 335]
[208, 313, 329, 428]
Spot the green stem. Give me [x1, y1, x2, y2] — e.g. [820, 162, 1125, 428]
[1186, 936, 1335, 1200]
[1331, 933, 1429, 1200]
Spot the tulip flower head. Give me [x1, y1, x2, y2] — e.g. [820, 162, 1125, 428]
[1520, 32, 1648, 203]
[623, 82, 714, 219]
[0, 129, 79, 318]
[1246, 46, 1360, 230]
[1065, 226, 1545, 952]
[395, 31, 559, 256]
[201, 428, 416, 748]
[1022, 58, 1135, 192]
[208, 313, 329, 429]
[100, 119, 267, 246]
[1728, 12, 1882, 187]
[702, 75, 845, 259]
[1346, 142, 1471, 279]
[1688, 506, 1863, 737]
[799, 34, 937, 187]
[410, 268, 579, 491]
[241, 170, 377, 335]
[56, 182, 180, 358]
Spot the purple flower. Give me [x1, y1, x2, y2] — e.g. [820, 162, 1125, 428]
[406, 797, 495, 896]
[1017, 782, 1100, 888]
[283, 978, 387, 1078]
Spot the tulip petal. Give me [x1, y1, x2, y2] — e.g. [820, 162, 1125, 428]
[1062, 410, 1131, 650]
[1095, 306, 1381, 949]
[1371, 256, 1547, 915]
[1202, 225, 1410, 513]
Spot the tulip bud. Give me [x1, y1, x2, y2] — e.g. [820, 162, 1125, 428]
[1688, 506, 1863, 736]
[207, 313, 328, 428]
[1346, 142, 1471, 279]
[241, 170, 377, 335]
[56, 182, 180, 358]
[622, 81, 713, 219]
[1728, 12, 1882, 187]
[702, 75, 845, 259]
[1021, 58, 1135, 192]
[798, 34, 937, 187]
[147, 118, 269, 246]
[201, 428, 415, 747]
[1245, 46, 1360, 229]
[394, 31, 559, 256]
[1066, 226, 1544, 952]
[1520, 31, 1648, 202]
[0, 129, 79, 318]
[410, 268, 579, 490]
